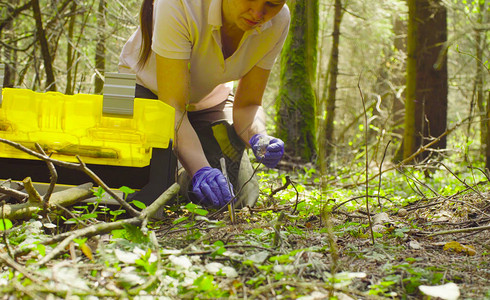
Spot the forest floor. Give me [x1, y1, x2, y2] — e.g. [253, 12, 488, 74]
[0, 164, 489, 299]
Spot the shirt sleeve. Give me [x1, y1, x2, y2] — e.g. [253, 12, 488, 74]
[256, 6, 290, 70]
[152, 0, 192, 59]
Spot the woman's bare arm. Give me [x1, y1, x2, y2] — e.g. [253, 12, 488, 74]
[155, 54, 209, 176]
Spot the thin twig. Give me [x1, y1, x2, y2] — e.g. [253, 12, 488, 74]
[0, 183, 28, 201]
[427, 224, 490, 237]
[357, 72, 375, 245]
[398, 166, 440, 197]
[290, 179, 300, 214]
[75, 156, 140, 216]
[54, 203, 91, 226]
[377, 141, 391, 211]
[467, 166, 490, 183]
[35, 143, 58, 204]
[331, 195, 392, 212]
[438, 162, 484, 198]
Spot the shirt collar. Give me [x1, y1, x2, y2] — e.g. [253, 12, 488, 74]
[208, 0, 273, 33]
[208, 0, 222, 28]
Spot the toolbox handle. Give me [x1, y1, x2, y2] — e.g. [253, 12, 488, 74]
[0, 63, 4, 106]
[103, 72, 136, 116]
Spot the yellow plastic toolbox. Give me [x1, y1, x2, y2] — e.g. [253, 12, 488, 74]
[0, 72, 176, 205]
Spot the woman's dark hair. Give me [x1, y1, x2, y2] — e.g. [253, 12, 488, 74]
[138, 0, 154, 69]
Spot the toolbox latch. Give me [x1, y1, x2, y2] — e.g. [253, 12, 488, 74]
[103, 72, 136, 116]
[0, 64, 4, 106]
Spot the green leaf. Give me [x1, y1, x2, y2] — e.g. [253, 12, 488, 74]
[185, 202, 198, 211]
[73, 238, 88, 246]
[213, 240, 224, 247]
[111, 229, 126, 239]
[120, 224, 149, 244]
[119, 186, 135, 195]
[194, 275, 215, 291]
[0, 219, 13, 231]
[37, 244, 46, 256]
[194, 208, 209, 216]
[131, 200, 147, 210]
[92, 186, 105, 198]
[173, 216, 189, 224]
[81, 213, 98, 220]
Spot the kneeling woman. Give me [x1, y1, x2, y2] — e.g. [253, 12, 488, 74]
[119, 0, 289, 208]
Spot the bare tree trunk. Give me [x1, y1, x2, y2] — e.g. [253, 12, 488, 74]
[403, 0, 448, 161]
[475, 0, 487, 158]
[403, 0, 417, 159]
[2, 2, 14, 87]
[486, 90, 490, 171]
[65, 2, 77, 95]
[321, 0, 343, 166]
[32, 0, 57, 91]
[94, 0, 107, 94]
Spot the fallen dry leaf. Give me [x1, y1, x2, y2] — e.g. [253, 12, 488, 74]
[80, 243, 93, 261]
[419, 282, 460, 300]
[443, 241, 476, 256]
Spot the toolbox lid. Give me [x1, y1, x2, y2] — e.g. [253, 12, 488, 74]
[0, 88, 175, 167]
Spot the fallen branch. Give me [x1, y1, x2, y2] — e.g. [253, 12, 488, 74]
[427, 224, 490, 237]
[1, 183, 94, 220]
[23, 177, 43, 206]
[0, 182, 27, 201]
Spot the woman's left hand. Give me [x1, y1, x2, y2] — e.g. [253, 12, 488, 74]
[249, 134, 284, 168]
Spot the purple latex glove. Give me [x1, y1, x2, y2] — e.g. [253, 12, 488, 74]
[192, 167, 234, 207]
[249, 134, 284, 168]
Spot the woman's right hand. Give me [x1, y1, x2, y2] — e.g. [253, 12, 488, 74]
[191, 167, 234, 208]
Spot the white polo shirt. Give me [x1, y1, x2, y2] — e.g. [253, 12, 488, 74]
[119, 0, 290, 111]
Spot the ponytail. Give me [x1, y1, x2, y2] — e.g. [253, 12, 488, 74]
[138, 0, 153, 69]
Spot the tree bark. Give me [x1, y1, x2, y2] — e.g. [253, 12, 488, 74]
[31, 0, 57, 91]
[94, 0, 107, 94]
[403, 0, 448, 161]
[319, 0, 343, 168]
[65, 2, 77, 95]
[275, 0, 318, 162]
[404, 0, 418, 159]
[475, 0, 487, 159]
[486, 90, 490, 170]
[1, 183, 93, 220]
